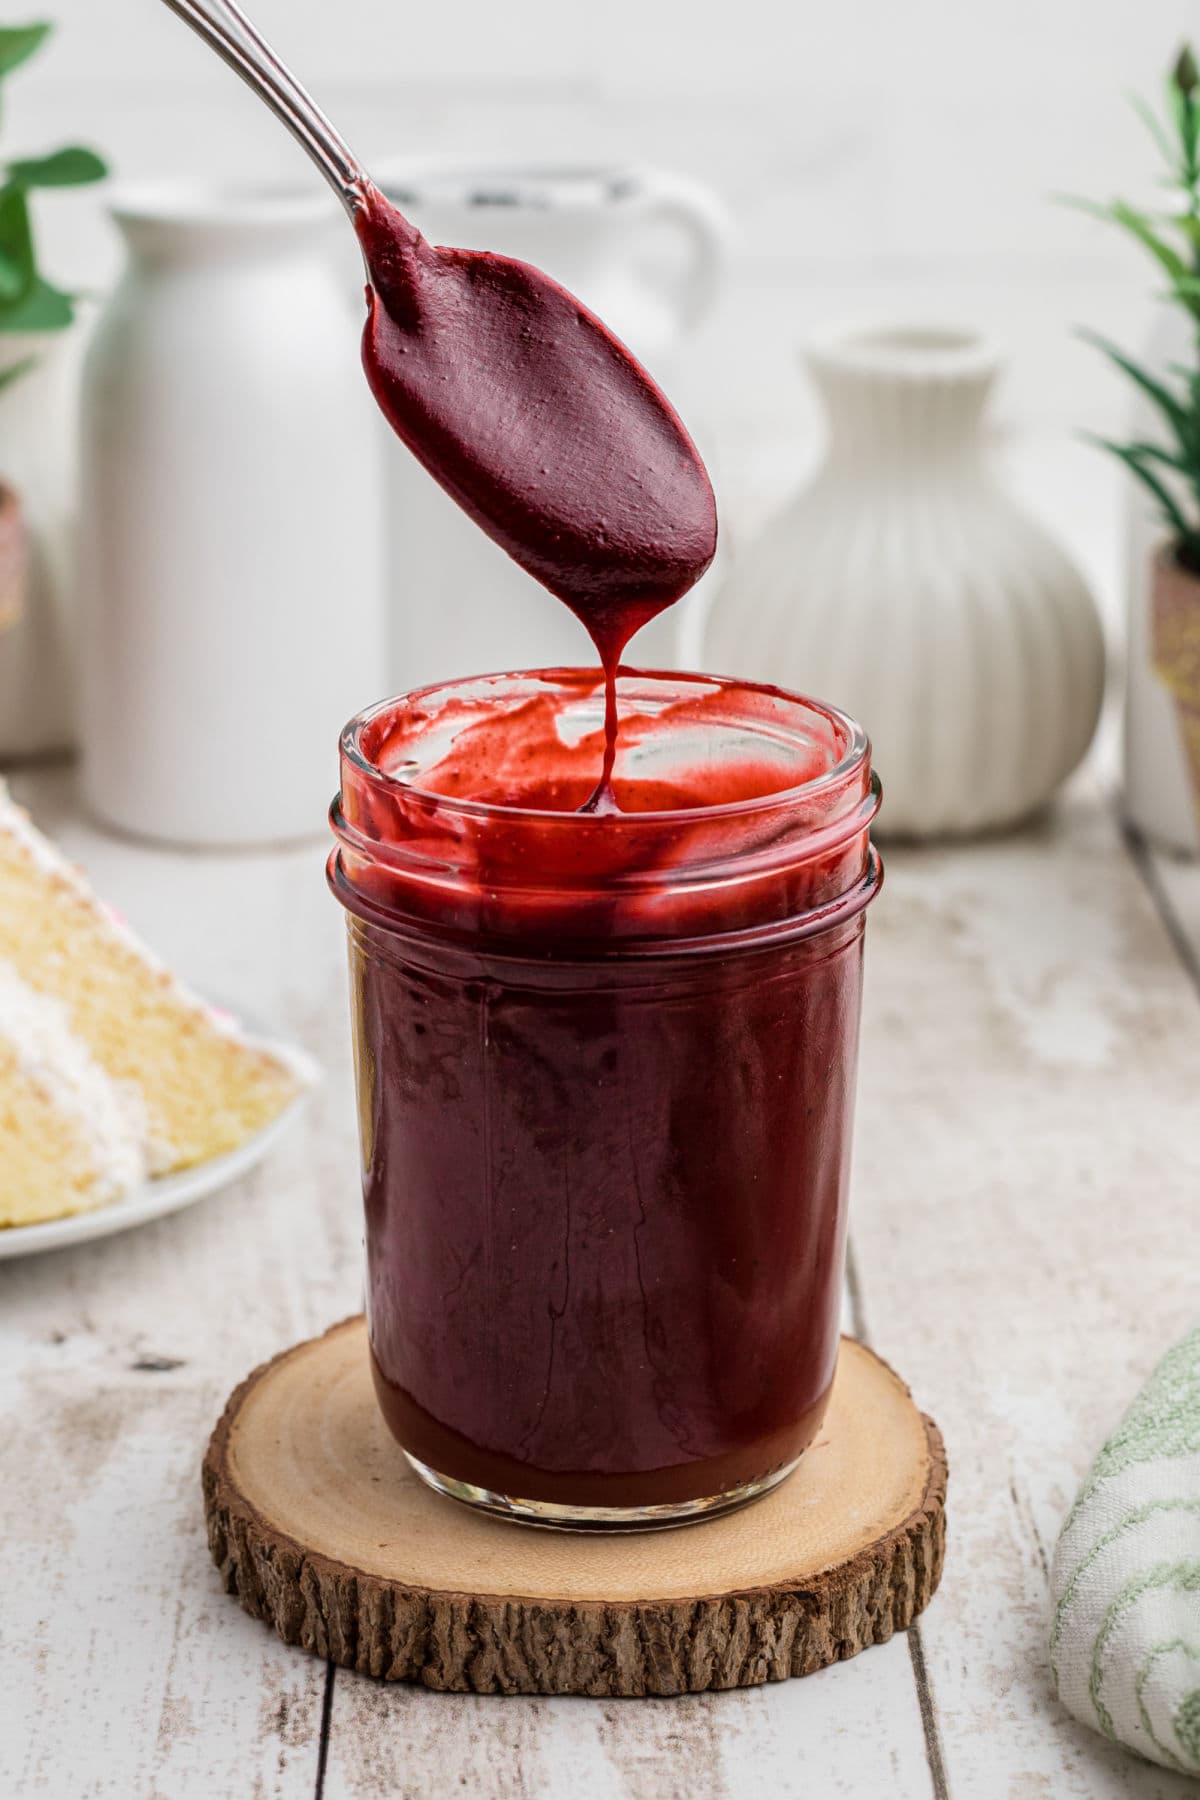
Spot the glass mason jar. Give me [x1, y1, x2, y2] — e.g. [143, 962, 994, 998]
[329, 669, 881, 1530]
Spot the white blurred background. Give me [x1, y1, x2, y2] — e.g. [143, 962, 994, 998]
[21, 1, 1200, 469]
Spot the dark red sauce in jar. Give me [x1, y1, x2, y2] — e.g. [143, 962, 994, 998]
[329, 668, 881, 1525]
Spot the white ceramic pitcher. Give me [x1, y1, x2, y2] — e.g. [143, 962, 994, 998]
[0, 328, 82, 760]
[373, 160, 728, 687]
[78, 182, 386, 846]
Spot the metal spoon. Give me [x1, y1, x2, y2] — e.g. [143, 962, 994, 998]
[158, 0, 366, 214]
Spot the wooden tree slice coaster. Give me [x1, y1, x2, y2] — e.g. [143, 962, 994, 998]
[203, 1317, 946, 1697]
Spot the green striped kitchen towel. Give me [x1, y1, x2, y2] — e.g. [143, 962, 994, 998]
[1050, 1324, 1200, 1776]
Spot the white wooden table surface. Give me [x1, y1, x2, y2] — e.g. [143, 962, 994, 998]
[4, 446, 1200, 1800]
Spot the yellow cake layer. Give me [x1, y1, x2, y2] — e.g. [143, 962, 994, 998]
[0, 829, 300, 1175]
[0, 1040, 114, 1227]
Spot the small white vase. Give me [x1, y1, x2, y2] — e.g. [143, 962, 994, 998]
[78, 183, 386, 846]
[0, 328, 82, 760]
[371, 160, 729, 688]
[702, 326, 1107, 838]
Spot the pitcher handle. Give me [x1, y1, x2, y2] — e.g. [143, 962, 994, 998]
[635, 171, 729, 334]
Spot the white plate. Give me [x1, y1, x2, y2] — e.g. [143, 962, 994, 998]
[0, 1039, 316, 1261]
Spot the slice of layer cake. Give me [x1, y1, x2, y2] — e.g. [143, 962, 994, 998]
[0, 783, 306, 1226]
[0, 962, 146, 1226]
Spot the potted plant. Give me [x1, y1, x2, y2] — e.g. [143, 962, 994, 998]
[1078, 46, 1200, 851]
[0, 20, 105, 736]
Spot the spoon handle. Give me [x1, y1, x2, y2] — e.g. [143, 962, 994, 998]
[158, 0, 367, 213]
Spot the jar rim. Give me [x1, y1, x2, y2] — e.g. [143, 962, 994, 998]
[333, 669, 880, 948]
[339, 666, 871, 827]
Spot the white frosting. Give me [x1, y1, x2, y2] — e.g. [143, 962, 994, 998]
[0, 959, 147, 1204]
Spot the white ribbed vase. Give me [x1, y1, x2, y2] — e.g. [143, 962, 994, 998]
[702, 328, 1106, 838]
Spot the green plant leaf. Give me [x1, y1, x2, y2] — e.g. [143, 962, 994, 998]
[1076, 327, 1192, 444]
[1062, 196, 1199, 298]
[1105, 198, 1190, 284]
[1170, 71, 1200, 173]
[0, 24, 50, 80]
[0, 28, 112, 339]
[0, 251, 22, 302]
[0, 273, 73, 331]
[6, 145, 107, 189]
[1092, 435, 1196, 543]
[0, 353, 36, 392]
[1131, 92, 1180, 178]
[1110, 437, 1196, 477]
[0, 184, 35, 309]
[1155, 274, 1200, 329]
